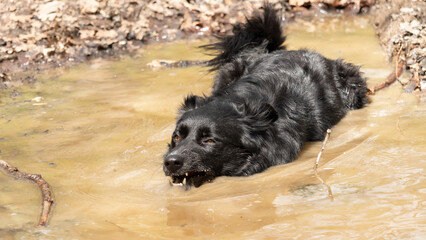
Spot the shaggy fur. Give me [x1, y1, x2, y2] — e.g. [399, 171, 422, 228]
[163, 3, 368, 188]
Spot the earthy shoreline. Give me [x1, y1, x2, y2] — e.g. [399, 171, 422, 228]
[371, 0, 425, 92]
[0, 0, 424, 93]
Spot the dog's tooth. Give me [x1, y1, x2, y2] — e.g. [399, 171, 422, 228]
[185, 172, 188, 176]
[183, 177, 187, 185]
[168, 177, 173, 185]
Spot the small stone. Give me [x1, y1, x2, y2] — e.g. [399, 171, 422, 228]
[80, 0, 99, 15]
[38, 1, 64, 21]
[96, 30, 118, 39]
[411, 29, 420, 36]
[31, 96, 44, 103]
[410, 20, 420, 28]
[42, 47, 55, 56]
[80, 29, 96, 39]
[126, 30, 136, 40]
[400, 8, 414, 13]
[112, 15, 121, 23]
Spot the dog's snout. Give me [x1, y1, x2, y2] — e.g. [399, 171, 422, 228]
[164, 155, 184, 173]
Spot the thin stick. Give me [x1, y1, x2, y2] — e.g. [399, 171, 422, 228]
[313, 129, 331, 171]
[147, 59, 208, 69]
[395, 44, 405, 86]
[313, 129, 334, 200]
[0, 160, 54, 227]
[163, 60, 209, 68]
[367, 59, 405, 95]
[314, 170, 334, 200]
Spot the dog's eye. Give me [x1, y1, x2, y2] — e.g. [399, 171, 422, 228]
[173, 136, 180, 142]
[203, 139, 216, 144]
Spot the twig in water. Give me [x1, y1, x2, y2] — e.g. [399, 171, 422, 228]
[367, 56, 405, 95]
[314, 170, 334, 200]
[313, 129, 331, 172]
[312, 129, 334, 200]
[0, 160, 54, 227]
[147, 59, 208, 70]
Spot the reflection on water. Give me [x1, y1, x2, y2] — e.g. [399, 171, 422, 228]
[1, 16, 425, 239]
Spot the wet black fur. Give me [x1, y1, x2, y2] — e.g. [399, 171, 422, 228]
[163, 3, 368, 187]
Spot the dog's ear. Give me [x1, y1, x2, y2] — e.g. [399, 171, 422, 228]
[237, 100, 278, 131]
[235, 100, 278, 154]
[179, 94, 207, 115]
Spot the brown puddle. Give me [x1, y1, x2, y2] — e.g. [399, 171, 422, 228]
[1, 16, 425, 239]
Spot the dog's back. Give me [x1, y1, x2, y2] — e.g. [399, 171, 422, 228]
[205, 3, 368, 141]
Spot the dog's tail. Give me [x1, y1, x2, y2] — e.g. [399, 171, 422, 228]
[203, 3, 286, 70]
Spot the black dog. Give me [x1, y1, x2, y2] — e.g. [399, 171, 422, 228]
[163, 4, 368, 188]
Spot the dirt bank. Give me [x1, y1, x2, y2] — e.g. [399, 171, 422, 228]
[371, 0, 425, 92]
[3, 1, 425, 93]
[0, 0, 375, 90]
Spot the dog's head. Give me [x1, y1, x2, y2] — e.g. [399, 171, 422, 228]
[163, 94, 278, 188]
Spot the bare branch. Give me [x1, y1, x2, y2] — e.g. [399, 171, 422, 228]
[147, 59, 208, 70]
[367, 54, 405, 95]
[313, 129, 331, 171]
[0, 160, 54, 227]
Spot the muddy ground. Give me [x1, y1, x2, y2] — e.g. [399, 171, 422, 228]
[371, 0, 425, 92]
[0, 0, 424, 93]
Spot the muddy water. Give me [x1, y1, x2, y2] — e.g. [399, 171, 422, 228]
[1, 16, 425, 239]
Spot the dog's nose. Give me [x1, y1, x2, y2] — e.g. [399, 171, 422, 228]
[164, 155, 184, 173]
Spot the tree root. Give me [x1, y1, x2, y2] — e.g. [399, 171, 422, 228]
[0, 160, 54, 228]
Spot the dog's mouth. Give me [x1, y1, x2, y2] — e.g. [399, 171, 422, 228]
[169, 170, 215, 189]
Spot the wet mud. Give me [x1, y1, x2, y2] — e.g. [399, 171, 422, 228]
[371, 0, 426, 92]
